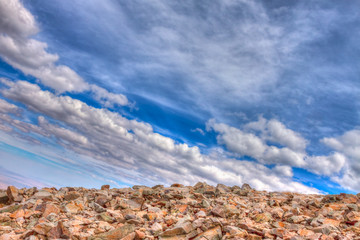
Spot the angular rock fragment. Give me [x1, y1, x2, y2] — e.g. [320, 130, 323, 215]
[0, 183, 359, 239]
[7, 186, 22, 203]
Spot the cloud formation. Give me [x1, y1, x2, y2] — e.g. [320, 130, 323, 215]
[0, 0, 359, 194]
[0, 0, 129, 107]
[41, 0, 347, 120]
[322, 130, 360, 191]
[207, 118, 346, 178]
[0, 79, 319, 193]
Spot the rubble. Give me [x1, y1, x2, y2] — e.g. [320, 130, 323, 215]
[0, 183, 360, 239]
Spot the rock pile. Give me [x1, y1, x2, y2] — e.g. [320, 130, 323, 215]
[1, 183, 360, 239]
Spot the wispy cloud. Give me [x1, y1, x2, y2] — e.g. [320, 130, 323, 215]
[0, 0, 129, 107]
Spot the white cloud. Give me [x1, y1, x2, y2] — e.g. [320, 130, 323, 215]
[266, 119, 307, 152]
[207, 118, 349, 178]
[0, 36, 59, 70]
[0, 0, 129, 106]
[0, 0, 38, 38]
[0, 79, 319, 193]
[304, 153, 346, 177]
[207, 119, 267, 159]
[321, 129, 360, 191]
[207, 118, 306, 167]
[263, 146, 306, 167]
[322, 130, 360, 160]
[0, 98, 19, 114]
[191, 128, 205, 136]
[38, 116, 88, 145]
[90, 85, 129, 107]
[244, 116, 308, 152]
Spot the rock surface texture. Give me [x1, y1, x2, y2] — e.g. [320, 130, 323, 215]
[1, 184, 360, 239]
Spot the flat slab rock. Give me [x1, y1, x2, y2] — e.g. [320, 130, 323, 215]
[0, 184, 360, 240]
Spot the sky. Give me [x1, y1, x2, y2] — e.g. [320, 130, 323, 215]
[0, 0, 359, 194]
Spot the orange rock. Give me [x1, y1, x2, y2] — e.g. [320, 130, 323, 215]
[146, 212, 157, 220]
[298, 228, 315, 236]
[342, 195, 358, 204]
[135, 230, 145, 239]
[278, 222, 285, 228]
[23, 209, 34, 218]
[43, 203, 60, 218]
[47, 221, 71, 239]
[246, 233, 262, 240]
[176, 205, 188, 214]
[346, 211, 360, 223]
[171, 183, 183, 188]
[320, 235, 335, 240]
[64, 202, 83, 213]
[193, 226, 222, 240]
[121, 232, 136, 240]
[323, 218, 340, 226]
[328, 203, 347, 211]
[96, 224, 135, 239]
[34, 222, 54, 235]
[165, 218, 175, 226]
[10, 209, 25, 218]
[269, 228, 287, 238]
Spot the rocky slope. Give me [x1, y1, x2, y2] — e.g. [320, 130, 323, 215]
[0, 183, 360, 240]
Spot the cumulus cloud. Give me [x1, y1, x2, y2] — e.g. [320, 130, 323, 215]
[244, 116, 308, 152]
[207, 119, 267, 159]
[207, 118, 348, 178]
[207, 118, 307, 167]
[0, 79, 319, 193]
[321, 129, 360, 191]
[0, 0, 38, 38]
[0, 0, 129, 106]
[304, 153, 346, 177]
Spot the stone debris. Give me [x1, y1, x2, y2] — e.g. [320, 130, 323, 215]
[0, 184, 360, 239]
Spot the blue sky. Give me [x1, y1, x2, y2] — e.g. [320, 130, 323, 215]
[0, 0, 359, 194]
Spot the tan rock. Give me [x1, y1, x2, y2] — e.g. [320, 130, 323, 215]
[121, 232, 136, 240]
[135, 230, 145, 239]
[298, 228, 315, 236]
[64, 191, 80, 201]
[34, 222, 55, 235]
[151, 222, 163, 235]
[345, 211, 360, 223]
[323, 218, 341, 227]
[93, 224, 135, 239]
[7, 186, 22, 203]
[161, 221, 194, 237]
[64, 201, 83, 213]
[193, 226, 222, 240]
[254, 212, 272, 223]
[42, 203, 60, 218]
[246, 233, 262, 240]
